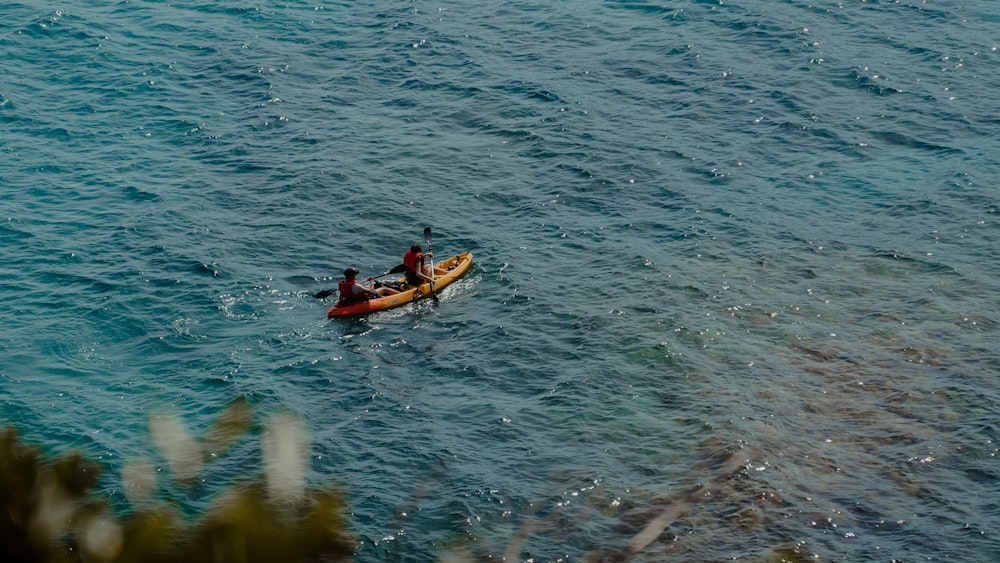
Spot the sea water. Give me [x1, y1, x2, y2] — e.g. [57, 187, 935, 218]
[1, 1, 998, 560]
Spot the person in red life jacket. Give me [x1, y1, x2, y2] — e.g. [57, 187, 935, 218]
[338, 267, 399, 304]
[403, 243, 434, 287]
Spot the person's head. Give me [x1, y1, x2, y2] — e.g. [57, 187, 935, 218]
[343, 267, 360, 280]
[410, 243, 422, 252]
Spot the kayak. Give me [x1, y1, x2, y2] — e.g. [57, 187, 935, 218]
[327, 252, 473, 318]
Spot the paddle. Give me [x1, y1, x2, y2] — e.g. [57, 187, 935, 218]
[423, 227, 439, 303]
[313, 263, 406, 300]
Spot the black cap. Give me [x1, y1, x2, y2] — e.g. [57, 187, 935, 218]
[344, 267, 360, 277]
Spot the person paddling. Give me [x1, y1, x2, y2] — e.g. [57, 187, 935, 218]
[403, 243, 434, 287]
[338, 267, 399, 304]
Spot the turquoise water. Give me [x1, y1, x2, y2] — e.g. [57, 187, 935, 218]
[2, 1, 998, 560]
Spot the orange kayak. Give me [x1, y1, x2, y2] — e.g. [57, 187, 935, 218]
[327, 252, 473, 318]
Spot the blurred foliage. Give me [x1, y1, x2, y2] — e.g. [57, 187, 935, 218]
[0, 398, 353, 563]
[0, 398, 797, 562]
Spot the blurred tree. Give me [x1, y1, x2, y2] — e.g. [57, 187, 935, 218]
[0, 398, 353, 563]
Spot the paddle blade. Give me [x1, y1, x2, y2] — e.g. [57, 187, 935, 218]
[314, 288, 336, 300]
[423, 227, 432, 245]
[373, 264, 407, 279]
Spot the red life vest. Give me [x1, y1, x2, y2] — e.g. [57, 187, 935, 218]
[403, 249, 424, 274]
[338, 279, 370, 304]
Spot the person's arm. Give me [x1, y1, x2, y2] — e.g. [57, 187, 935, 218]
[351, 281, 372, 295]
[416, 259, 434, 282]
